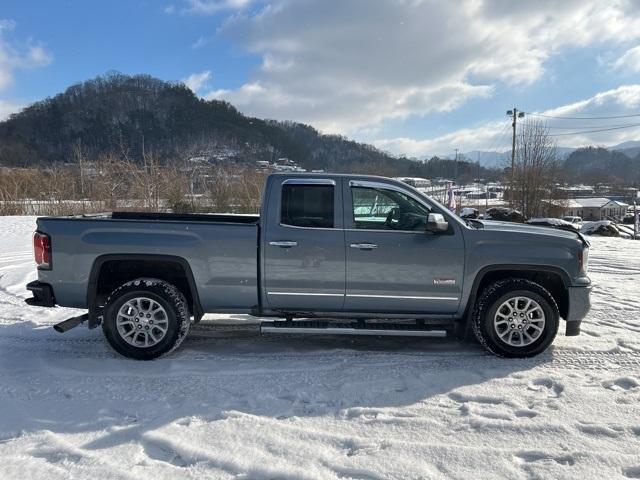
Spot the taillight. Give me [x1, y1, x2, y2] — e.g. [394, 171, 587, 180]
[33, 232, 51, 270]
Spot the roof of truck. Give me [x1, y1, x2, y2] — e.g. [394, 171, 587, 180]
[269, 172, 395, 181]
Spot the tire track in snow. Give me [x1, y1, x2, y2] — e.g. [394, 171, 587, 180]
[1, 329, 639, 371]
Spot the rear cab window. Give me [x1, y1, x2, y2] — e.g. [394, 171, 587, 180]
[281, 182, 335, 228]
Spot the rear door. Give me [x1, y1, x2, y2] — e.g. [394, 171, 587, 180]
[263, 178, 346, 312]
[343, 180, 464, 314]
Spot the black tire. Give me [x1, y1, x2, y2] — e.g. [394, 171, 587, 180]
[102, 278, 190, 360]
[472, 278, 559, 358]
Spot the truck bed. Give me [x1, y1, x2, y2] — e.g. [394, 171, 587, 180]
[35, 213, 260, 312]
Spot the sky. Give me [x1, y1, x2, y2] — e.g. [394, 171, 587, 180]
[2, 0, 640, 159]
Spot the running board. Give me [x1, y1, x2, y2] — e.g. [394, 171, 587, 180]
[54, 313, 89, 333]
[260, 320, 450, 337]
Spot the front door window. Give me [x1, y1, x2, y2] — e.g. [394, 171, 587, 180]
[351, 186, 431, 231]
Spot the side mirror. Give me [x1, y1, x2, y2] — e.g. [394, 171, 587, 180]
[426, 213, 449, 233]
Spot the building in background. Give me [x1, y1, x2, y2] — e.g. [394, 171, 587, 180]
[556, 198, 628, 221]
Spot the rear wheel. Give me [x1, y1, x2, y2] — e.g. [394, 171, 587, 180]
[473, 278, 559, 358]
[102, 278, 190, 360]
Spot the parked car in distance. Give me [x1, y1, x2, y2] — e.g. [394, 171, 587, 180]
[26, 173, 592, 360]
[563, 216, 583, 226]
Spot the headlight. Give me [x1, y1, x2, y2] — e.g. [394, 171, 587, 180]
[580, 247, 589, 273]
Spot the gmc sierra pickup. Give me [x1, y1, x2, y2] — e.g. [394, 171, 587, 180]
[26, 173, 592, 359]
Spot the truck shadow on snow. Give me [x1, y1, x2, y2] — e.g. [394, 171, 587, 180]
[0, 319, 562, 454]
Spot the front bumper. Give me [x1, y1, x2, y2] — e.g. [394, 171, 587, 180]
[25, 280, 56, 307]
[565, 285, 592, 336]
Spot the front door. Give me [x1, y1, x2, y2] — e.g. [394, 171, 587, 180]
[263, 178, 345, 312]
[343, 180, 463, 314]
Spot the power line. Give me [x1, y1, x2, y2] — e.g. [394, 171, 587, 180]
[547, 123, 640, 136]
[545, 122, 640, 129]
[495, 127, 513, 157]
[524, 111, 640, 120]
[481, 121, 511, 156]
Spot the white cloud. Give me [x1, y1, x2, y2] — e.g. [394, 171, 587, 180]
[613, 45, 640, 72]
[164, 5, 176, 14]
[203, 0, 640, 135]
[374, 85, 640, 157]
[181, 0, 255, 15]
[206, 80, 493, 134]
[181, 70, 212, 93]
[191, 35, 210, 49]
[0, 19, 52, 91]
[0, 19, 16, 32]
[373, 121, 512, 159]
[0, 99, 24, 120]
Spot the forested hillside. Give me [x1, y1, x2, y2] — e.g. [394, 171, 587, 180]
[0, 72, 497, 180]
[564, 147, 640, 183]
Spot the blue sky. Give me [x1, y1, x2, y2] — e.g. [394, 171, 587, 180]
[2, 0, 640, 158]
[0, 1, 257, 98]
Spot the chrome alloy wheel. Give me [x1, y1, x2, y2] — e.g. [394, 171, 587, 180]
[116, 297, 169, 348]
[493, 296, 546, 347]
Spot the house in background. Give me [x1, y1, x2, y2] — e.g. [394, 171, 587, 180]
[559, 197, 628, 220]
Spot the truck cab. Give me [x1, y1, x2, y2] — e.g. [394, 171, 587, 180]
[261, 175, 463, 316]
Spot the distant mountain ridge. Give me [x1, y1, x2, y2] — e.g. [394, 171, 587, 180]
[448, 144, 634, 168]
[437, 140, 640, 184]
[611, 140, 640, 159]
[563, 146, 640, 183]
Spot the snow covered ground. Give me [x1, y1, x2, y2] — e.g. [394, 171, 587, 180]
[1, 216, 639, 479]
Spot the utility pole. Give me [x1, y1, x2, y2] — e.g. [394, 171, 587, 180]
[454, 148, 458, 185]
[506, 108, 524, 207]
[634, 199, 638, 240]
[477, 152, 481, 213]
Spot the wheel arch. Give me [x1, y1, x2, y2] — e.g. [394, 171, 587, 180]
[87, 254, 204, 328]
[465, 265, 570, 322]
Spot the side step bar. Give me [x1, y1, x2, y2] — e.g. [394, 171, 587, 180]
[260, 320, 451, 338]
[54, 313, 89, 333]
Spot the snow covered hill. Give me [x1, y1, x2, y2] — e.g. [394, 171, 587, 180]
[1, 216, 639, 479]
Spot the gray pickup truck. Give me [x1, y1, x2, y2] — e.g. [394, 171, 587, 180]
[26, 173, 591, 360]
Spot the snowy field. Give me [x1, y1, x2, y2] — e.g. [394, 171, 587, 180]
[1, 216, 639, 480]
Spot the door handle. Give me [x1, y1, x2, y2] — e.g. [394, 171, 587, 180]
[269, 241, 298, 248]
[350, 243, 378, 250]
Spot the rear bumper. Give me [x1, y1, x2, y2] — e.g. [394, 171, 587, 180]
[565, 285, 592, 336]
[25, 280, 56, 307]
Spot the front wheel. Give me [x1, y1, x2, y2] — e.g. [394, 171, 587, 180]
[102, 278, 190, 360]
[472, 278, 559, 358]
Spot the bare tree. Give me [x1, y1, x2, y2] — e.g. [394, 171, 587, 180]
[509, 120, 561, 218]
[207, 165, 235, 212]
[162, 162, 197, 213]
[236, 167, 266, 213]
[130, 150, 163, 211]
[72, 139, 87, 201]
[92, 154, 136, 210]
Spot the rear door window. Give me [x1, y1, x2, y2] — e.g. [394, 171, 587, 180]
[281, 184, 335, 228]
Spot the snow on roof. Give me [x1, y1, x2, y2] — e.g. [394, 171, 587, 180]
[570, 197, 615, 208]
[556, 184, 594, 191]
[558, 199, 583, 208]
[546, 197, 630, 209]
